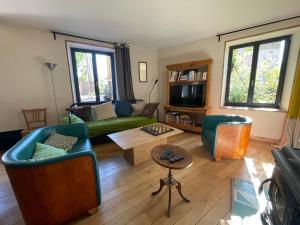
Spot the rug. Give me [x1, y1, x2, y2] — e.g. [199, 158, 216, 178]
[231, 178, 263, 225]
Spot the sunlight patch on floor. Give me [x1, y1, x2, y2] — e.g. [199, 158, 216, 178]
[224, 157, 274, 225]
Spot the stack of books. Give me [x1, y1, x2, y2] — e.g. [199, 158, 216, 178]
[169, 70, 207, 82]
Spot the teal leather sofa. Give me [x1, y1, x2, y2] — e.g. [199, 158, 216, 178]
[1, 123, 101, 225]
[202, 115, 252, 161]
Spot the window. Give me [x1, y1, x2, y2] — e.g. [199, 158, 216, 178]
[225, 35, 291, 108]
[70, 48, 116, 103]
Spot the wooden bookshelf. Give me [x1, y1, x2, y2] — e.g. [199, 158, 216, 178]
[164, 105, 207, 113]
[164, 59, 212, 133]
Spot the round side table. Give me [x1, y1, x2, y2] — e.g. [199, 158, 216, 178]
[151, 144, 193, 217]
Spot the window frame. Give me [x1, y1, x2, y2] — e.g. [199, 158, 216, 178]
[70, 47, 116, 104]
[224, 35, 291, 108]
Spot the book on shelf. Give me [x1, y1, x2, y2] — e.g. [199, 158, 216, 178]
[202, 71, 207, 80]
[169, 69, 207, 82]
[169, 70, 179, 82]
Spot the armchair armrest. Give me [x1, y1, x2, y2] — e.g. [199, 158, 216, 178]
[202, 115, 227, 130]
[203, 115, 252, 130]
[2, 148, 96, 168]
[56, 123, 88, 139]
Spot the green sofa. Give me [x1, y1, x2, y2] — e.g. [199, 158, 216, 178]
[87, 115, 156, 137]
[65, 114, 156, 138]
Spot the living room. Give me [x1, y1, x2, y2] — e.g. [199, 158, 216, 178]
[1, 1, 300, 225]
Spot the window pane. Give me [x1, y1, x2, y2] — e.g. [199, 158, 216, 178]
[96, 54, 113, 101]
[75, 52, 96, 102]
[253, 40, 286, 104]
[228, 46, 254, 103]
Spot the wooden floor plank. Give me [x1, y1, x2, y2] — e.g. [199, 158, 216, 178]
[0, 132, 274, 225]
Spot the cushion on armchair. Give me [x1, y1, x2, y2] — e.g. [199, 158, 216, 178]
[32, 143, 66, 160]
[44, 132, 78, 150]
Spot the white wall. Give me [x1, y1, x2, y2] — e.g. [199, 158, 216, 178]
[130, 45, 158, 102]
[158, 20, 300, 140]
[0, 21, 158, 131]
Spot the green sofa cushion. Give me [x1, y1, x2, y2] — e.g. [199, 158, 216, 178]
[32, 143, 66, 160]
[61, 114, 85, 124]
[87, 115, 156, 137]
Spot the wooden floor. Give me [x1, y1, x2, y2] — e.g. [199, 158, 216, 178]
[0, 132, 275, 225]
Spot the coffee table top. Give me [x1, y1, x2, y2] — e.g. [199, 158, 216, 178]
[107, 123, 183, 150]
[151, 144, 193, 170]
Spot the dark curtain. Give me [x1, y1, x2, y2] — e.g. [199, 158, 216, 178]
[115, 44, 135, 102]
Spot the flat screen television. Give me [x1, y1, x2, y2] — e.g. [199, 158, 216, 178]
[170, 83, 206, 108]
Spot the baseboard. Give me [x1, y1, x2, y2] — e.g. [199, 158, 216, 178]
[250, 135, 279, 144]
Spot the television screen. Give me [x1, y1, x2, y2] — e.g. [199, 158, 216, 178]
[170, 83, 206, 107]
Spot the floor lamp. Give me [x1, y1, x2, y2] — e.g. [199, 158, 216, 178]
[148, 79, 158, 102]
[45, 63, 59, 124]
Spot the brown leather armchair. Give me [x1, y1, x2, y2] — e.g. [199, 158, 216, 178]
[202, 115, 252, 161]
[1, 124, 101, 225]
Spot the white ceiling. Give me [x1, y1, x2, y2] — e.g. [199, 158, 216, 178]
[0, 0, 299, 48]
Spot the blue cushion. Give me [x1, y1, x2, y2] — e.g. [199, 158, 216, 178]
[115, 100, 132, 117]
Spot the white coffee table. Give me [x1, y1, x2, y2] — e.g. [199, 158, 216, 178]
[107, 123, 183, 166]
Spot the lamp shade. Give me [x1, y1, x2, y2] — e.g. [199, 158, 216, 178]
[45, 62, 57, 71]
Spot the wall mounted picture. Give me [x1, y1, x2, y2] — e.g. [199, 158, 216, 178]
[139, 61, 147, 82]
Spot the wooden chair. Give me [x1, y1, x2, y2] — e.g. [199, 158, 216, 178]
[22, 108, 47, 134]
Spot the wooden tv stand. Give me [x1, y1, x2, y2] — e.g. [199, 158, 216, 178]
[164, 59, 212, 133]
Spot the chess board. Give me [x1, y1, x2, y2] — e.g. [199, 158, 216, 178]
[140, 123, 174, 136]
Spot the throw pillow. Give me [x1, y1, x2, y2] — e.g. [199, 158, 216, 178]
[32, 143, 66, 160]
[44, 132, 78, 150]
[140, 102, 159, 117]
[131, 101, 146, 114]
[93, 102, 117, 120]
[115, 100, 132, 117]
[66, 106, 92, 122]
[61, 114, 85, 124]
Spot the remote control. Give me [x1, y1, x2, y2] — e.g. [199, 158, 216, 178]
[160, 149, 173, 160]
[169, 155, 184, 163]
[166, 152, 175, 160]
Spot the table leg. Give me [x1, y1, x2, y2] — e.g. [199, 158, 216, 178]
[168, 186, 171, 217]
[152, 179, 165, 195]
[176, 182, 190, 202]
[152, 168, 190, 217]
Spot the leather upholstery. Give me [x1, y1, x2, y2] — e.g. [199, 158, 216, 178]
[1, 123, 101, 225]
[201, 115, 252, 160]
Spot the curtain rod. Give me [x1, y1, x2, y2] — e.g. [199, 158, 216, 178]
[50, 31, 117, 45]
[216, 15, 300, 42]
